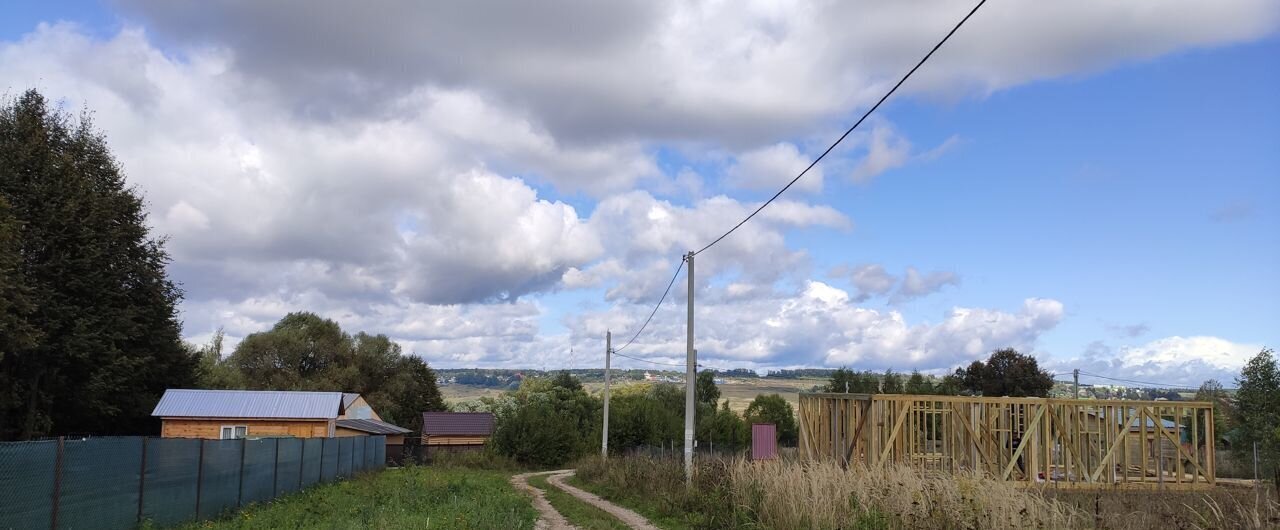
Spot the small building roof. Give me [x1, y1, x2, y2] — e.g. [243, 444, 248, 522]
[342, 392, 361, 409]
[152, 389, 345, 420]
[422, 412, 494, 436]
[336, 418, 411, 435]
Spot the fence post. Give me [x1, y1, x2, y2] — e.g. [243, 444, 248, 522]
[272, 438, 279, 496]
[136, 437, 148, 524]
[237, 438, 246, 507]
[50, 436, 64, 530]
[298, 438, 305, 489]
[194, 440, 205, 519]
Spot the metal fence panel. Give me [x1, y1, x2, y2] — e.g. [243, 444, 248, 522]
[352, 436, 365, 473]
[337, 437, 352, 477]
[374, 436, 386, 469]
[57, 437, 143, 530]
[320, 438, 338, 482]
[0, 440, 56, 530]
[275, 438, 302, 496]
[198, 440, 241, 519]
[240, 438, 276, 505]
[301, 438, 323, 487]
[141, 438, 200, 527]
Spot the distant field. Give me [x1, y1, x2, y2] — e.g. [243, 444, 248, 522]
[442, 377, 824, 412]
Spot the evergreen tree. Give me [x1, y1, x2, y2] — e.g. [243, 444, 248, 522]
[881, 369, 904, 394]
[696, 370, 720, 406]
[905, 370, 935, 395]
[0, 90, 197, 439]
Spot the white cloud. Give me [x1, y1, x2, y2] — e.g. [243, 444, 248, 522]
[851, 125, 912, 182]
[845, 264, 896, 302]
[725, 142, 823, 192]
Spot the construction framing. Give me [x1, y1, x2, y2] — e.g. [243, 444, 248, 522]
[798, 393, 1216, 489]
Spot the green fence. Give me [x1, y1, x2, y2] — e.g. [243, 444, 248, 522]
[0, 435, 386, 529]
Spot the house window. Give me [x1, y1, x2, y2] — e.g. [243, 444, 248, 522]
[220, 425, 248, 439]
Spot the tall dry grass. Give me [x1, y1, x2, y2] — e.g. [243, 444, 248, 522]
[729, 460, 1083, 530]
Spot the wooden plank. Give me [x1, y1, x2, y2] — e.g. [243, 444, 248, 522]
[1000, 404, 1045, 480]
[1091, 412, 1139, 483]
[877, 401, 913, 467]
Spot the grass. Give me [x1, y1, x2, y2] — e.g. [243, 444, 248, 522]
[1047, 486, 1280, 530]
[527, 473, 628, 530]
[565, 474, 696, 530]
[574, 455, 1077, 529]
[172, 465, 536, 530]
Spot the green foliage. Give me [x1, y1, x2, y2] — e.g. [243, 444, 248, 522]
[824, 367, 877, 393]
[0, 90, 198, 439]
[697, 401, 748, 451]
[1193, 379, 1231, 447]
[202, 312, 445, 432]
[743, 393, 798, 446]
[696, 370, 720, 406]
[955, 348, 1054, 397]
[606, 384, 684, 451]
[1234, 348, 1279, 482]
[487, 376, 601, 467]
[552, 370, 583, 392]
[880, 369, 904, 394]
[904, 371, 934, 395]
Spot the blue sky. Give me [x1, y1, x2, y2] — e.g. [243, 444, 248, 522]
[2, 0, 1276, 386]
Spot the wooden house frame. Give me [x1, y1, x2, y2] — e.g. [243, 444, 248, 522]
[798, 393, 1216, 489]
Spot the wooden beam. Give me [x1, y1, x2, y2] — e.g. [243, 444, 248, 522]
[1000, 404, 1045, 481]
[1091, 412, 1139, 483]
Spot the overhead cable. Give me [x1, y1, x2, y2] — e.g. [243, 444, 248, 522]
[693, 0, 989, 256]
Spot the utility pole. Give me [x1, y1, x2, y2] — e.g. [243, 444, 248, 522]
[684, 251, 695, 484]
[602, 331, 611, 459]
[1073, 369, 1080, 399]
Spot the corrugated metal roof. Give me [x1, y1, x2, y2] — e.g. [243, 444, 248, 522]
[422, 412, 494, 436]
[342, 393, 361, 409]
[151, 389, 344, 420]
[336, 418, 411, 435]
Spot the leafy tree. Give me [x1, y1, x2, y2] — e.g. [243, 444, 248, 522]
[744, 394, 798, 446]
[1234, 348, 1279, 484]
[193, 328, 243, 389]
[881, 369, 904, 394]
[935, 373, 963, 396]
[905, 370, 935, 395]
[1192, 379, 1230, 448]
[0, 90, 198, 439]
[697, 401, 749, 451]
[552, 370, 583, 392]
[696, 370, 720, 406]
[955, 348, 1054, 397]
[489, 376, 601, 466]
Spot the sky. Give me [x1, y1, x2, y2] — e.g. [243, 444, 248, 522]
[2, 0, 1277, 387]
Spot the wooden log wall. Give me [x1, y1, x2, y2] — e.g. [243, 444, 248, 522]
[798, 393, 1215, 489]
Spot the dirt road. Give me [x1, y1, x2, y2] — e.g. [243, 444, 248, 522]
[512, 469, 659, 530]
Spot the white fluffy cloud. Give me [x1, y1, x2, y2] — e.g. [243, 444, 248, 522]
[3, 1, 1273, 371]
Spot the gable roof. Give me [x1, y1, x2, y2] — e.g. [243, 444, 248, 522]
[151, 389, 344, 420]
[342, 393, 361, 409]
[422, 412, 494, 436]
[336, 418, 411, 435]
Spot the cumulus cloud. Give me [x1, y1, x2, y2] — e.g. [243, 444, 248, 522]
[725, 142, 823, 193]
[833, 264, 960, 304]
[1054, 337, 1264, 388]
[845, 264, 897, 302]
[851, 125, 912, 182]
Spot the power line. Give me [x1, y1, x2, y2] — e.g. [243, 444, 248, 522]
[609, 350, 691, 368]
[1078, 371, 1194, 390]
[613, 256, 685, 353]
[693, 0, 988, 256]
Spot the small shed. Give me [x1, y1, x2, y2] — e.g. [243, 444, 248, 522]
[422, 412, 494, 452]
[152, 389, 345, 439]
[752, 423, 779, 461]
[336, 418, 411, 445]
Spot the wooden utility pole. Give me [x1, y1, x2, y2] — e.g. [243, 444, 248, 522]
[684, 251, 695, 484]
[602, 331, 611, 459]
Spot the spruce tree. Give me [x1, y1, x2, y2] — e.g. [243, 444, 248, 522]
[0, 90, 196, 439]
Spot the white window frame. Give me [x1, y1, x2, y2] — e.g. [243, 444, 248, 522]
[220, 425, 248, 439]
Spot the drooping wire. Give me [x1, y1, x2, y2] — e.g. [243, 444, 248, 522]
[693, 0, 989, 256]
[611, 350, 690, 368]
[612, 256, 686, 353]
[1078, 371, 1195, 390]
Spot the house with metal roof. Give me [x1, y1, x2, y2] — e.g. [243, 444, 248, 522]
[421, 412, 494, 451]
[152, 389, 409, 442]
